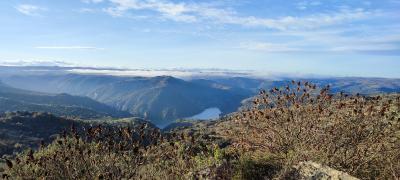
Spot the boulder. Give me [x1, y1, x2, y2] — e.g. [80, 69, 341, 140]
[293, 161, 359, 180]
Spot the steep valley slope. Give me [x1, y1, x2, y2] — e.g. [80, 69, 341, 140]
[2, 75, 251, 126]
[0, 81, 129, 119]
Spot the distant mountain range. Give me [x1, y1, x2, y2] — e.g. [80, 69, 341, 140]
[206, 77, 400, 94]
[1, 74, 250, 127]
[0, 81, 130, 119]
[1, 65, 399, 127]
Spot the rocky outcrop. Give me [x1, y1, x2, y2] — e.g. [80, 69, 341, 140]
[293, 161, 359, 180]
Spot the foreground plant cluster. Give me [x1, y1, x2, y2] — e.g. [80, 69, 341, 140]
[2, 82, 400, 179]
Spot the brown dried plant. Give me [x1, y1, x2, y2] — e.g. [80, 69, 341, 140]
[2, 81, 399, 179]
[2, 122, 230, 179]
[226, 81, 400, 179]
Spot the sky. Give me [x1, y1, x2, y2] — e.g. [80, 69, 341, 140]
[0, 0, 399, 78]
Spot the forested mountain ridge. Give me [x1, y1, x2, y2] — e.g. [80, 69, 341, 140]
[0, 81, 130, 119]
[2, 75, 250, 126]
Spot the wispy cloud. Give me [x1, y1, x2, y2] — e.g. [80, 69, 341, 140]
[81, 0, 104, 3]
[296, 1, 321, 10]
[101, 0, 379, 30]
[0, 60, 76, 67]
[35, 46, 104, 50]
[234, 25, 400, 55]
[77, 8, 98, 13]
[239, 42, 300, 52]
[15, 4, 45, 16]
[330, 44, 399, 52]
[104, 0, 197, 22]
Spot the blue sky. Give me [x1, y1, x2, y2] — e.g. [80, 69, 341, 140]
[0, 0, 399, 77]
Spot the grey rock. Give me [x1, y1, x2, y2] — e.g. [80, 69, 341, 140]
[294, 161, 359, 180]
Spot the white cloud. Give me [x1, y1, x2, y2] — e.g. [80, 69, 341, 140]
[77, 8, 98, 13]
[235, 25, 400, 54]
[390, 0, 400, 4]
[239, 42, 299, 52]
[296, 1, 321, 10]
[15, 4, 45, 16]
[0, 60, 76, 67]
[220, 8, 374, 30]
[102, 0, 378, 30]
[330, 44, 399, 52]
[104, 0, 197, 22]
[82, 0, 104, 3]
[81, 0, 398, 55]
[35, 46, 104, 50]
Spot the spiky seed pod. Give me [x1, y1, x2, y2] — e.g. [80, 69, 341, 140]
[180, 133, 185, 141]
[40, 140, 45, 149]
[191, 135, 195, 144]
[61, 130, 67, 139]
[160, 135, 164, 143]
[74, 134, 79, 141]
[97, 174, 104, 180]
[2, 174, 9, 179]
[326, 94, 333, 101]
[70, 123, 77, 134]
[27, 149, 34, 162]
[5, 159, 13, 169]
[318, 105, 323, 113]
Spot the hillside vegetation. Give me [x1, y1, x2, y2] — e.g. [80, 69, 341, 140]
[2, 82, 399, 179]
[0, 112, 84, 156]
[0, 112, 154, 158]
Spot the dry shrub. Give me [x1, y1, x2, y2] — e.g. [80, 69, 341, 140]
[2, 81, 399, 179]
[228, 81, 400, 179]
[2, 123, 231, 179]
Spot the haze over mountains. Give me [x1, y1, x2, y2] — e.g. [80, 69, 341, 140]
[1, 65, 400, 127]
